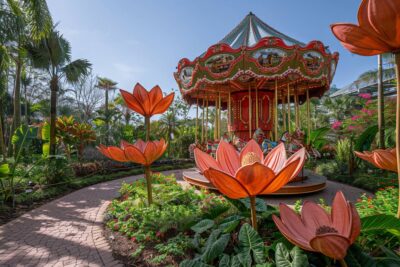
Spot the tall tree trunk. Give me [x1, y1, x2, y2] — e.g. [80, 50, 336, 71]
[105, 89, 109, 144]
[24, 84, 29, 125]
[394, 52, 400, 218]
[49, 76, 58, 155]
[0, 113, 6, 161]
[12, 60, 22, 134]
[377, 54, 385, 148]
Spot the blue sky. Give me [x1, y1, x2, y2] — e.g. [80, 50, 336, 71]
[47, 0, 377, 95]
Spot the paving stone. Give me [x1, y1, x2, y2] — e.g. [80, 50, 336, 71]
[0, 170, 185, 266]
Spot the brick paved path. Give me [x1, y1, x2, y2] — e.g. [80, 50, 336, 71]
[0, 168, 372, 266]
[0, 169, 185, 267]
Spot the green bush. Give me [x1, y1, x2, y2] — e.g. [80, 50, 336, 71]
[106, 173, 230, 243]
[314, 161, 339, 177]
[336, 138, 352, 173]
[356, 187, 398, 217]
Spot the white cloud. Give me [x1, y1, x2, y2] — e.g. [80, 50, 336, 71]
[112, 63, 146, 75]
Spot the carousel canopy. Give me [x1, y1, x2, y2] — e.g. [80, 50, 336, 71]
[219, 12, 305, 48]
[174, 12, 339, 107]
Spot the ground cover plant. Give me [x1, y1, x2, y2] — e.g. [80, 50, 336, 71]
[105, 173, 400, 266]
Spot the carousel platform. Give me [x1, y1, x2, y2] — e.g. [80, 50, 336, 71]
[183, 169, 327, 195]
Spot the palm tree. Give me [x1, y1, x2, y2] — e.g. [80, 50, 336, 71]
[27, 29, 91, 155]
[159, 111, 179, 157]
[96, 77, 117, 144]
[1, 0, 52, 136]
[377, 54, 385, 148]
[21, 68, 32, 125]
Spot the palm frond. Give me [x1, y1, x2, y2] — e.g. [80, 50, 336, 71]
[22, 0, 52, 40]
[62, 59, 92, 83]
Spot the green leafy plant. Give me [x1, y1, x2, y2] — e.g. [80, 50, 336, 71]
[305, 127, 330, 150]
[274, 243, 309, 267]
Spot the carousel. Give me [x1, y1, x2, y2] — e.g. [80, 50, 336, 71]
[174, 12, 339, 195]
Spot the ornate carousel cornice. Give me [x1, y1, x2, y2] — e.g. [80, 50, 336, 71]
[174, 36, 339, 102]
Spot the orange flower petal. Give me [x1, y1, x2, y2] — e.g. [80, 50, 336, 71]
[216, 140, 240, 176]
[148, 85, 163, 111]
[263, 143, 287, 173]
[261, 158, 300, 194]
[331, 23, 390, 55]
[272, 214, 314, 251]
[285, 147, 306, 181]
[154, 139, 167, 160]
[276, 204, 314, 248]
[310, 234, 351, 260]
[135, 139, 147, 153]
[204, 168, 248, 199]
[362, 0, 400, 48]
[120, 89, 146, 116]
[107, 146, 129, 162]
[240, 139, 264, 164]
[301, 201, 331, 232]
[133, 83, 152, 115]
[235, 163, 275, 196]
[331, 191, 352, 237]
[373, 150, 397, 172]
[120, 140, 134, 149]
[143, 141, 162, 165]
[97, 145, 111, 158]
[124, 146, 147, 165]
[348, 203, 361, 244]
[356, 149, 398, 172]
[194, 148, 220, 174]
[152, 93, 175, 115]
[354, 151, 373, 163]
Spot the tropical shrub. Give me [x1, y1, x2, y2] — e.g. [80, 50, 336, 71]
[336, 138, 352, 173]
[105, 173, 230, 243]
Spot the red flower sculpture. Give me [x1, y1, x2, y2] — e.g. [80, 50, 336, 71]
[331, 0, 400, 56]
[355, 148, 397, 173]
[273, 191, 361, 260]
[98, 139, 167, 166]
[197, 140, 305, 230]
[195, 140, 306, 182]
[120, 83, 175, 118]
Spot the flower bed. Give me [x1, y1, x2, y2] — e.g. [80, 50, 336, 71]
[104, 173, 400, 266]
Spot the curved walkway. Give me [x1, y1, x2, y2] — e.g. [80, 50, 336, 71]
[0, 169, 372, 267]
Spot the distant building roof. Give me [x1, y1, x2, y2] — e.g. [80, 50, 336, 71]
[219, 12, 305, 48]
[330, 68, 396, 98]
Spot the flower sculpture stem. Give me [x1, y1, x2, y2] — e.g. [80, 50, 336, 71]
[339, 259, 348, 267]
[144, 116, 153, 204]
[250, 196, 257, 230]
[395, 52, 400, 218]
[145, 116, 150, 141]
[144, 165, 153, 205]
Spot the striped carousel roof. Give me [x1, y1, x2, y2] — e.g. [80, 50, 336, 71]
[219, 12, 305, 48]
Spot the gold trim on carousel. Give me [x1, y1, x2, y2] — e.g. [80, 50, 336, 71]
[239, 95, 249, 124]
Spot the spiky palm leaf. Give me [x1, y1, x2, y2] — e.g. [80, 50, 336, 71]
[63, 59, 91, 83]
[96, 77, 118, 90]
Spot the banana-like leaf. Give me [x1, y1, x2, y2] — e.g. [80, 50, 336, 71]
[0, 163, 10, 178]
[354, 125, 378, 152]
[41, 122, 50, 141]
[361, 215, 400, 236]
[11, 125, 38, 147]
